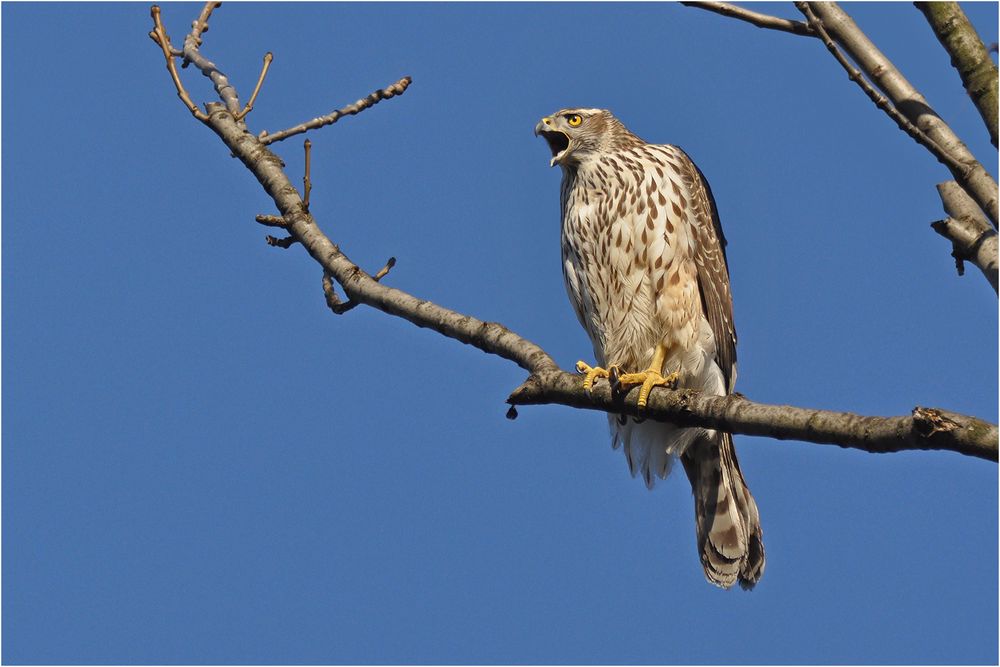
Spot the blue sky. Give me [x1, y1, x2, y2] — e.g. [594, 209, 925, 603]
[3, 2, 997, 664]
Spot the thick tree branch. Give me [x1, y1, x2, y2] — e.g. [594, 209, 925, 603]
[322, 258, 396, 315]
[181, 38, 241, 116]
[915, 2, 999, 148]
[150, 3, 998, 463]
[679, 2, 814, 36]
[801, 2, 998, 228]
[797, 3, 975, 182]
[932, 181, 999, 292]
[684, 2, 999, 228]
[508, 371, 998, 462]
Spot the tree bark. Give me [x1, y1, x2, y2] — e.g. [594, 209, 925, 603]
[915, 2, 999, 148]
[509, 371, 998, 462]
[932, 181, 999, 292]
[805, 2, 999, 227]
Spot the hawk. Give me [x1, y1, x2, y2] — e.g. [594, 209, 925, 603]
[535, 108, 764, 589]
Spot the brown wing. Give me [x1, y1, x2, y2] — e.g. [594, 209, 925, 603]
[676, 149, 737, 392]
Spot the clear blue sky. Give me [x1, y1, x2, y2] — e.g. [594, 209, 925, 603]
[4, 2, 997, 664]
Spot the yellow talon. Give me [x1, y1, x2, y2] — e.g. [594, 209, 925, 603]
[617, 369, 679, 408]
[614, 344, 679, 409]
[576, 360, 612, 392]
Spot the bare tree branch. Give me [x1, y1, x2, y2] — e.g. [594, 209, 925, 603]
[679, 2, 814, 36]
[684, 2, 999, 228]
[915, 2, 999, 148]
[187, 0, 220, 48]
[255, 214, 288, 227]
[323, 258, 396, 315]
[800, 2, 998, 228]
[149, 4, 998, 463]
[302, 139, 312, 210]
[508, 371, 998, 462]
[234, 52, 273, 121]
[258, 77, 413, 145]
[265, 234, 298, 249]
[176, 1, 241, 116]
[148, 6, 208, 121]
[796, 2, 976, 185]
[932, 181, 999, 292]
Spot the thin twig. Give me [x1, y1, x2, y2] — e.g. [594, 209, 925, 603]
[373, 256, 396, 281]
[148, 6, 208, 121]
[258, 76, 413, 145]
[302, 139, 312, 210]
[681, 1, 814, 36]
[265, 235, 298, 249]
[235, 52, 273, 121]
[255, 214, 288, 227]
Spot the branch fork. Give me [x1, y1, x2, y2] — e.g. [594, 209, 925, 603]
[323, 257, 396, 315]
[683, 1, 999, 291]
[257, 76, 413, 145]
[148, 5, 208, 121]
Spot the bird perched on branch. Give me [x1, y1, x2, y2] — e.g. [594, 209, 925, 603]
[535, 108, 764, 589]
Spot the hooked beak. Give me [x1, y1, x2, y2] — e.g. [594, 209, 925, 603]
[535, 117, 570, 167]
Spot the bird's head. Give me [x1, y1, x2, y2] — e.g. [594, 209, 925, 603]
[534, 108, 642, 167]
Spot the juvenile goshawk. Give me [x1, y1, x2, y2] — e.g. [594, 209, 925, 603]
[535, 108, 764, 589]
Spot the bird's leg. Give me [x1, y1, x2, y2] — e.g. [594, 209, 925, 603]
[576, 360, 618, 393]
[615, 343, 679, 409]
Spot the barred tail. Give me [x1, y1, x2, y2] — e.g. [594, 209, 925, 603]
[681, 432, 765, 590]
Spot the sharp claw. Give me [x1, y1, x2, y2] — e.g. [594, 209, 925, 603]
[608, 366, 621, 394]
[663, 370, 680, 390]
[576, 360, 610, 395]
[615, 367, 680, 411]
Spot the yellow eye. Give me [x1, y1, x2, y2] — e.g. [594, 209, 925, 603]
[566, 114, 583, 127]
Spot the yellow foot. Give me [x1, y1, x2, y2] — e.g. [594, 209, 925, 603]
[575, 360, 616, 393]
[616, 368, 680, 409]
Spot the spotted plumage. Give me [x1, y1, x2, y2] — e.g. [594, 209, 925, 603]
[535, 108, 764, 589]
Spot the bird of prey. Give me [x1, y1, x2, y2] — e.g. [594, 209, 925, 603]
[535, 108, 764, 589]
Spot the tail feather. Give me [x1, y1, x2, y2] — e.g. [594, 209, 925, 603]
[728, 441, 765, 589]
[610, 415, 764, 589]
[681, 433, 765, 590]
[610, 416, 697, 489]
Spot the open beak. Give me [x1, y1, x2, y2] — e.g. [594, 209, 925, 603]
[535, 118, 570, 167]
